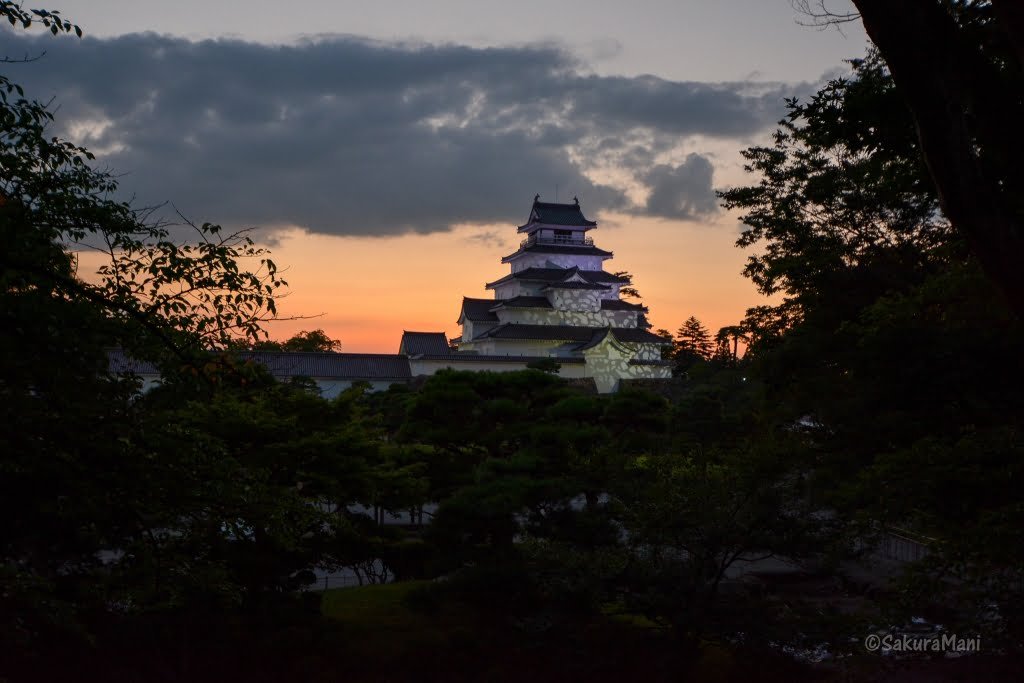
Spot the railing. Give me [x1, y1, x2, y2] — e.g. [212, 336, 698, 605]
[877, 528, 932, 563]
[520, 234, 594, 249]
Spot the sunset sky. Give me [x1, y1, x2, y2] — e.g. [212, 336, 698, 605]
[8, 0, 867, 351]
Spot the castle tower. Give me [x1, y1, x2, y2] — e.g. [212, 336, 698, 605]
[452, 196, 672, 392]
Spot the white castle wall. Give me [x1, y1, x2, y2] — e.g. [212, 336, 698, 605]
[492, 281, 524, 299]
[549, 288, 601, 312]
[459, 338, 565, 356]
[582, 337, 672, 393]
[495, 307, 639, 328]
[461, 319, 499, 342]
[634, 343, 664, 360]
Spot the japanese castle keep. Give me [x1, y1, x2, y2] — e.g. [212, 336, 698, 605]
[402, 196, 673, 393]
[111, 197, 673, 394]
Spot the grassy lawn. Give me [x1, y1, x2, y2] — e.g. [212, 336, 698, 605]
[321, 580, 429, 624]
[320, 580, 487, 667]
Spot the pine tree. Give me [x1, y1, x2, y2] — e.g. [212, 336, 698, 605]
[674, 316, 713, 362]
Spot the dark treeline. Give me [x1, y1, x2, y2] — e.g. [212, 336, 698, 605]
[3, 2, 1024, 681]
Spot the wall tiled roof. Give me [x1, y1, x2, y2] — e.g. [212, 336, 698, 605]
[106, 349, 412, 380]
[251, 352, 412, 379]
[416, 353, 585, 364]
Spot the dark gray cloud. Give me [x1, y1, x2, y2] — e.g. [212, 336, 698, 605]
[3, 31, 810, 235]
[643, 154, 718, 220]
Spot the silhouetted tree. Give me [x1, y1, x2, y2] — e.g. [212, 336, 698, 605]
[674, 316, 713, 367]
[251, 328, 342, 352]
[612, 270, 641, 300]
[722, 44, 1024, 645]
[796, 0, 1024, 316]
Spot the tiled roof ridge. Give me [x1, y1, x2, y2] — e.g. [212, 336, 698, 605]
[486, 267, 630, 289]
[474, 323, 672, 344]
[500, 243, 613, 262]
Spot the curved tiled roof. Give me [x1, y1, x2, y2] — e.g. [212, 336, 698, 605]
[481, 296, 643, 312]
[459, 297, 500, 322]
[501, 243, 612, 262]
[612, 328, 673, 344]
[600, 299, 646, 311]
[493, 296, 552, 309]
[518, 199, 597, 229]
[543, 281, 610, 291]
[475, 324, 671, 345]
[486, 266, 629, 289]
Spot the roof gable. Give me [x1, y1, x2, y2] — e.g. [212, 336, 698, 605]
[577, 328, 631, 354]
[399, 331, 451, 356]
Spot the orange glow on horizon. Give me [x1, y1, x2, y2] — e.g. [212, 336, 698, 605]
[259, 211, 767, 353]
[71, 210, 768, 353]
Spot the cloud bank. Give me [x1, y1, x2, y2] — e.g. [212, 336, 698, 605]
[5, 32, 813, 236]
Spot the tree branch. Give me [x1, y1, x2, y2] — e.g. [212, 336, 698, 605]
[852, 0, 1024, 317]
